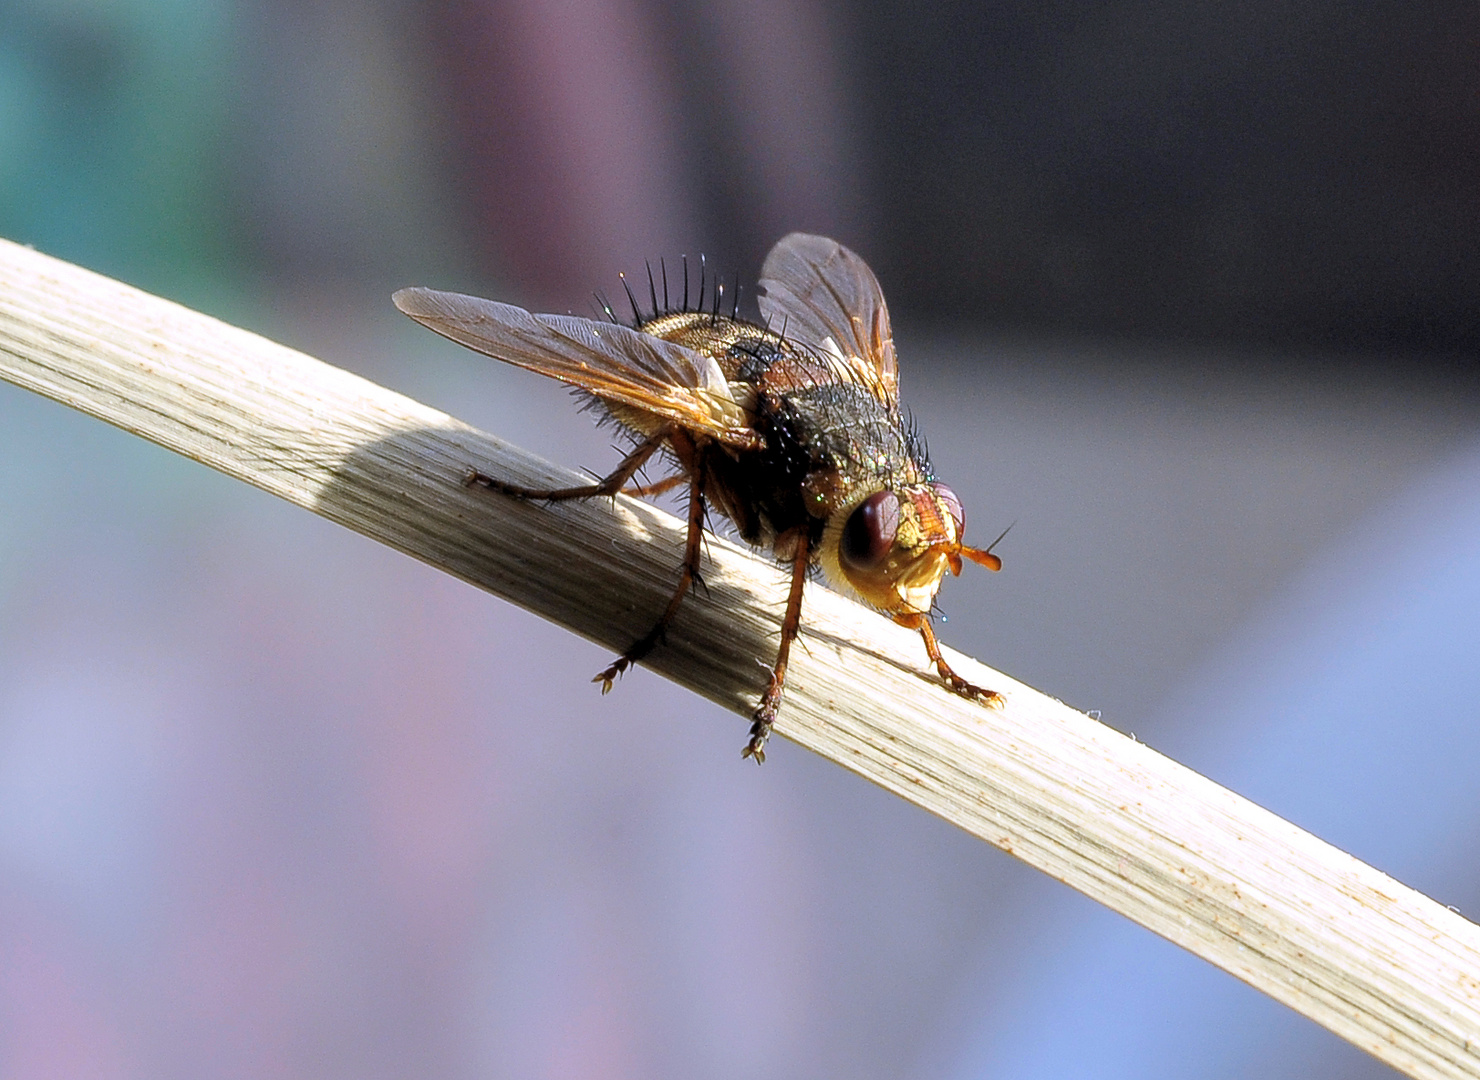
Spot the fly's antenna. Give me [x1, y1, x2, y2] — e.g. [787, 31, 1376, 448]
[697, 254, 707, 313]
[731, 272, 741, 319]
[594, 292, 618, 324]
[645, 260, 659, 318]
[618, 272, 642, 326]
[985, 521, 1016, 556]
[681, 254, 690, 310]
[660, 257, 670, 311]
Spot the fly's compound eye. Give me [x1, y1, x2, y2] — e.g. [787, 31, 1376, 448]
[932, 483, 965, 540]
[840, 491, 900, 570]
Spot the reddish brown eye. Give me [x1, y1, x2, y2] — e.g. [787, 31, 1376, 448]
[840, 491, 900, 570]
[933, 483, 965, 538]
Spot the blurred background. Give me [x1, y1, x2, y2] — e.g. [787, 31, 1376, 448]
[1, 0, 1478, 1077]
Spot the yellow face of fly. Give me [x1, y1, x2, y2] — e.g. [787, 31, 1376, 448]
[819, 484, 972, 617]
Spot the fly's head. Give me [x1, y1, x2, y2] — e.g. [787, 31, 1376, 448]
[819, 482, 1001, 620]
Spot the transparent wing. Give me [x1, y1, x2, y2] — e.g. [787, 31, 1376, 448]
[756, 233, 899, 407]
[393, 288, 753, 443]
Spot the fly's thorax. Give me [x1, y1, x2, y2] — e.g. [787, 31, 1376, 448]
[769, 383, 920, 488]
[817, 481, 967, 616]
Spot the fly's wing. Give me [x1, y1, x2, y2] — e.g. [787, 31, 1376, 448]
[393, 288, 754, 444]
[756, 233, 899, 407]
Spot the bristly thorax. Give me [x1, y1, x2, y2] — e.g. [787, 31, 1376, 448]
[633, 310, 928, 550]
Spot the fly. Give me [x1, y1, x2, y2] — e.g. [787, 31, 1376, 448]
[394, 233, 1003, 762]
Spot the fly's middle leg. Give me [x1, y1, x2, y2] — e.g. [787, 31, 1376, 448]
[592, 467, 707, 692]
[742, 530, 811, 764]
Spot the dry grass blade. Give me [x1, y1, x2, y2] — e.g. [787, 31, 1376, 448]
[2, 238, 1478, 1078]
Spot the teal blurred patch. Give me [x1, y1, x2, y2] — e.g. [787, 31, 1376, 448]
[0, 0, 237, 306]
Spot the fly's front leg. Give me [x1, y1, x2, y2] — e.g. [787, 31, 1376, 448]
[592, 466, 707, 692]
[897, 614, 1003, 707]
[464, 428, 670, 501]
[742, 531, 811, 764]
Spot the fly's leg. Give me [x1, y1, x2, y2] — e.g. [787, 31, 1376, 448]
[742, 531, 811, 764]
[592, 468, 707, 692]
[464, 428, 670, 501]
[897, 613, 1003, 707]
[622, 474, 685, 498]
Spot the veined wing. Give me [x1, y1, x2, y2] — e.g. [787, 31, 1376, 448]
[393, 288, 753, 444]
[756, 233, 899, 407]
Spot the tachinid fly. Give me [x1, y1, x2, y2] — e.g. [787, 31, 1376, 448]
[394, 233, 1003, 762]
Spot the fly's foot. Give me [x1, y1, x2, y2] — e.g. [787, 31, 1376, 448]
[942, 671, 1003, 708]
[907, 618, 1003, 711]
[925, 637, 1004, 709]
[741, 690, 781, 764]
[592, 656, 636, 694]
[741, 712, 773, 764]
[463, 469, 523, 497]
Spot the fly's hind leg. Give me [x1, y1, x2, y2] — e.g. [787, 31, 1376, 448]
[622, 474, 686, 499]
[742, 530, 811, 764]
[464, 427, 671, 501]
[897, 614, 1003, 707]
[592, 468, 707, 692]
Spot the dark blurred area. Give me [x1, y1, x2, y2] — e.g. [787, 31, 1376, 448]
[233, 0, 1480, 358]
[2, 2, 1479, 1079]
[864, 0, 1480, 355]
[4, 0, 1476, 357]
